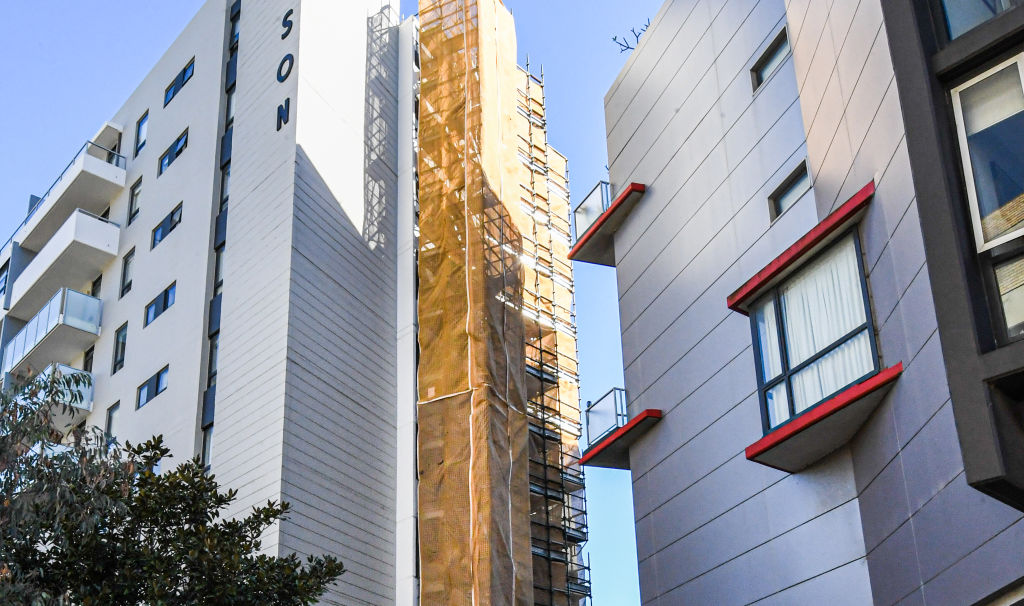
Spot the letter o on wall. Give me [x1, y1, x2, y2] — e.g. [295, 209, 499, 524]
[277, 54, 294, 83]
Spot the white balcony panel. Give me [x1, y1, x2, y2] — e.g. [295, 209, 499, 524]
[8, 211, 119, 320]
[19, 144, 126, 252]
[35, 363, 94, 432]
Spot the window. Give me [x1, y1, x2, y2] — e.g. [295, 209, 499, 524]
[952, 57, 1024, 251]
[220, 163, 231, 209]
[0, 262, 8, 300]
[752, 28, 790, 90]
[135, 112, 148, 156]
[201, 424, 214, 470]
[230, 14, 240, 47]
[159, 130, 189, 175]
[112, 323, 128, 374]
[942, 0, 1023, 40]
[213, 246, 225, 296]
[90, 274, 102, 298]
[82, 347, 94, 374]
[164, 59, 195, 106]
[120, 249, 135, 297]
[152, 204, 183, 248]
[770, 162, 811, 219]
[208, 333, 220, 386]
[128, 178, 142, 225]
[225, 87, 235, 127]
[137, 366, 169, 409]
[104, 402, 119, 445]
[750, 234, 877, 430]
[145, 283, 176, 326]
[994, 254, 1024, 340]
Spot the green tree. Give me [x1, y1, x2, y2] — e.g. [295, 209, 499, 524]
[0, 370, 344, 605]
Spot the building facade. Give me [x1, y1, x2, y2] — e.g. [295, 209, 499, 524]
[574, 0, 1024, 604]
[0, 1, 588, 605]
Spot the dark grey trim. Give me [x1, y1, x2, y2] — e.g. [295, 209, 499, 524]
[883, 0, 1024, 510]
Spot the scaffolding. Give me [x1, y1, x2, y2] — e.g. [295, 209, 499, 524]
[416, 1, 588, 604]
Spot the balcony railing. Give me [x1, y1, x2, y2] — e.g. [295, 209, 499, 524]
[572, 181, 611, 242]
[584, 387, 627, 448]
[3, 289, 102, 375]
[3, 140, 126, 254]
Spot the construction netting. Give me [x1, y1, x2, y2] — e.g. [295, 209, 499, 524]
[416, 0, 534, 604]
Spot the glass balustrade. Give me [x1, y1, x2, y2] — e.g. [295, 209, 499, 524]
[572, 181, 611, 242]
[2, 289, 101, 374]
[583, 387, 628, 447]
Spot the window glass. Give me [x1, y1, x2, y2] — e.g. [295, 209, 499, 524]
[995, 254, 1024, 339]
[221, 163, 231, 207]
[201, 425, 214, 469]
[152, 204, 182, 248]
[135, 112, 148, 156]
[0, 262, 8, 299]
[225, 88, 236, 126]
[157, 367, 169, 392]
[128, 179, 142, 224]
[772, 164, 810, 218]
[942, 0, 1024, 40]
[137, 383, 149, 407]
[752, 235, 876, 428]
[955, 62, 1024, 248]
[112, 323, 128, 373]
[82, 346, 94, 373]
[159, 131, 189, 175]
[120, 249, 135, 296]
[753, 30, 790, 89]
[90, 274, 102, 298]
[105, 402, 119, 444]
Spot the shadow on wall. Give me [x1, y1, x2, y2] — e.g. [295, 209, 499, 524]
[364, 6, 400, 254]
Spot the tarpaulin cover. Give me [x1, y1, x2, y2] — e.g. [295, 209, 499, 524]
[416, 0, 534, 604]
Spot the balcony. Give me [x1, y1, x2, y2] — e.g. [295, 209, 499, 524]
[7, 210, 119, 320]
[568, 181, 646, 266]
[579, 388, 662, 469]
[13, 137, 126, 253]
[3, 289, 102, 378]
[32, 363, 94, 431]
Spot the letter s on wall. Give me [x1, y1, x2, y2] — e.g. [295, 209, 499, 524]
[282, 9, 294, 39]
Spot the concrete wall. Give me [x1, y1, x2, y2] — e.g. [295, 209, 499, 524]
[603, 0, 872, 603]
[783, 0, 1024, 604]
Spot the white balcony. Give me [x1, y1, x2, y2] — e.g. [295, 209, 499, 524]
[8, 210, 119, 320]
[3, 289, 102, 379]
[34, 363, 94, 431]
[15, 138, 126, 253]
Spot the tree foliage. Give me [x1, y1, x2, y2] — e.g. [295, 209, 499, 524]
[0, 371, 344, 605]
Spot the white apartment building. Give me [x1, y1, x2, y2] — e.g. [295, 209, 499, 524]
[1, 2, 418, 604]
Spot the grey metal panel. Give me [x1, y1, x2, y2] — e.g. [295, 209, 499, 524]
[750, 557, 874, 606]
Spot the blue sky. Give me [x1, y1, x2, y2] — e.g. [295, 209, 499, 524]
[1, 2, 664, 603]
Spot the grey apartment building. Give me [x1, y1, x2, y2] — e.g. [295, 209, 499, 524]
[574, 0, 1024, 604]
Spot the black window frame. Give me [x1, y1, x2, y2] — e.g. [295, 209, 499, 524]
[158, 129, 189, 176]
[128, 178, 142, 225]
[164, 58, 195, 107]
[82, 346, 94, 374]
[749, 231, 881, 435]
[751, 27, 791, 91]
[151, 203, 183, 249]
[137, 366, 169, 409]
[0, 261, 8, 300]
[144, 282, 177, 327]
[104, 402, 120, 445]
[769, 161, 811, 220]
[135, 111, 148, 157]
[119, 248, 135, 297]
[112, 322, 128, 374]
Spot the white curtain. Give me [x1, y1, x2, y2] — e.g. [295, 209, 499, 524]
[780, 237, 873, 412]
[765, 382, 790, 428]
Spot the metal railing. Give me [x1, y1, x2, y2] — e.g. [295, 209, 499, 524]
[2, 289, 102, 374]
[583, 387, 628, 448]
[572, 181, 611, 243]
[2, 140, 126, 254]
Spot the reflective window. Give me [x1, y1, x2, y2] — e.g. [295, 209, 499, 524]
[752, 29, 790, 90]
[995, 254, 1024, 339]
[942, 0, 1023, 40]
[953, 60, 1024, 250]
[164, 59, 195, 106]
[120, 249, 135, 297]
[770, 162, 810, 219]
[128, 178, 142, 225]
[112, 323, 128, 374]
[751, 235, 877, 429]
[135, 112, 148, 157]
